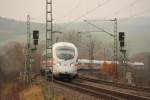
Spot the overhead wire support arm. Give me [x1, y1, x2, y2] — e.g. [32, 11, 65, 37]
[84, 20, 114, 37]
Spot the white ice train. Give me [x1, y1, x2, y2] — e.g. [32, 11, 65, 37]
[40, 42, 78, 79]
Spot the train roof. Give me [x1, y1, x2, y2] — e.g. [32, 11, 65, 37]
[42, 42, 77, 56]
[53, 42, 76, 48]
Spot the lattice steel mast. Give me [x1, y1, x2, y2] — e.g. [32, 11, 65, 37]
[24, 15, 32, 83]
[113, 18, 118, 80]
[45, 0, 54, 99]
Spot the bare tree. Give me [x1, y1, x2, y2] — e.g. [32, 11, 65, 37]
[59, 32, 80, 47]
[0, 42, 24, 77]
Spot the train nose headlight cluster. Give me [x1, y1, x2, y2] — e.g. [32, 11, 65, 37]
[55, 61, 60, 66]
[71, 63, 78, 67]
[57, 62, 61, 66]
[57, 63, 60, 66]
[70, 63, 74, 67]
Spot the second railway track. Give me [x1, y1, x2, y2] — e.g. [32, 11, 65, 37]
[54, 78, 150, 100]
[79, 75, 150, 93]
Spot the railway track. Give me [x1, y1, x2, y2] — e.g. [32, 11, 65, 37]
[54, 80, 121, 100]
[79, 75, 150, 93]
[33, 74, 150, 100]
[33, 75, 118, 100]
[54, 79, 150, 100]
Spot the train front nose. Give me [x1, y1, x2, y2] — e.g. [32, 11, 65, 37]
[55, 63, 77, 74]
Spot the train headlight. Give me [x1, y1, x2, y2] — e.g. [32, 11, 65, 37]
[57, 63, 60, 66]
[71, 63, 78, 67]
[70, 63, 74, 67]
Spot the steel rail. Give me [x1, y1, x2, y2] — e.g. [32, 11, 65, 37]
[73, 81, 150, 100]
[54, 80, 122, 100]
[79, 75, 150, 93]
[34, 74, 150, 100]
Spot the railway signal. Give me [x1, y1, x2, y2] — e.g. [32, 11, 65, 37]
[119, 32, 124, 41]
[33, 30, 39, 47]
[24, 15, 40, 83]
[33, 30, 39, 39]
[118, 32, 131, 84]
[119, 32, 125, 47]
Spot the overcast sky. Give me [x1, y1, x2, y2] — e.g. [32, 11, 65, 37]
[0, 0, 150, 23]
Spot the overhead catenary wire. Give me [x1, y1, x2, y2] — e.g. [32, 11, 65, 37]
[56, 0, 81, 20]
[81, 0, 148, 26]
[72, 0, 112, 22]
[54, 0, 149, 24]
[113, 0, 140, 15]
[83, 0, 143, 26]
[72, 0, 140, 22]
[54, 0, 150, 32]
[105, 8, 150, 28]
[84, 20, 114, 37]
[68, 0, 141, 24]
[119, 8, 150, 21]
[107, 1, 150, 27]
[87, 7, 150, 29]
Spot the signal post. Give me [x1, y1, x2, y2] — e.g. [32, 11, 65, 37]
[119, 32, 133, 84]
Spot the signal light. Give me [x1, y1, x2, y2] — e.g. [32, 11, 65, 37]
[120, 41, 124, 47]
[33, 39, 38, 45]
[119, 32, 125, 47]
[33, 30, 39, 46]
[119, 32, 124, 41]
[33, 30, 39, 39]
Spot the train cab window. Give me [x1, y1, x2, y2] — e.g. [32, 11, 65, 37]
[56, 47, 75, 60]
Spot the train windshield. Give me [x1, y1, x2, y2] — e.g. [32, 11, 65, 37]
[56, 47, 75, 60]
